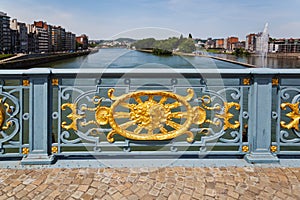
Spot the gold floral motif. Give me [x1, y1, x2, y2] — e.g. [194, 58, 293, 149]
[61, 103, 85, 131]
[22, 147, 29, 155]
[23, 80, 30, 86]
[272, 78, 279, 86]
[52, 146, 58, 154]
[270, 145, 277, 153]
[243, 78, 250, 85]
[280, 102, 300, 130]
[242, 146, 249, 152]
[52, 79, 59, 86]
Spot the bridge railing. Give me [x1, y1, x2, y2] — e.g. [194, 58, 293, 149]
[0, 68, 299, 165]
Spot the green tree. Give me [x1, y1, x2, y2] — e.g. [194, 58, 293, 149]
[178, 39, 196, 53]
[132, 38, 156, 49]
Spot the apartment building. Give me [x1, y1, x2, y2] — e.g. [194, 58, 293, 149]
[33, 21, 50, 53]
[246, 33, 256, 52]
[0, 11, 11, 53]
[215, 39, 225, 49]
[10, 19, 28, 53]
[269, 38, 300, 53]
[225, 37, 239, 52]
[65, 32, 76, 51]
[52, 26, 66, 52]
[76, 34, 88, 50]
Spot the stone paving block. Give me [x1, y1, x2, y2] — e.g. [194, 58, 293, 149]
[149, 188, 160, 197]
[112, 191, 124, 200]
[71, 190, 84, 199]
[94, 190, 106, 198]
[81, 193, 93, 200]
[205, 189, 216, 197]
[179, 193, 192, 200]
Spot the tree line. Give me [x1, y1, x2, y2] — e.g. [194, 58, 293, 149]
[132, 35, 196, 53]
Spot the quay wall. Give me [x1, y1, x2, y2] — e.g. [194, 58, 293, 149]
[0, 50, 96, 69]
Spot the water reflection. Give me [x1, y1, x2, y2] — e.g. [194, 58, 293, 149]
[37, 48, 245, 69]
[211, 53, 300, 68]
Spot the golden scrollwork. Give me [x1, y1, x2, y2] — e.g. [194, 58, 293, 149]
[0, 98, 13, 131]
[215, 102, 240, 130]
[61, 89, 241, 143]
[61, 103, 85, 131]
[280, 102, 300, 130]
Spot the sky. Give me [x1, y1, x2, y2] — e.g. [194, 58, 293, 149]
[1, 0, 300, 40]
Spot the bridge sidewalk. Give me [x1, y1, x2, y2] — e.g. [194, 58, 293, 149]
[0, 166, 299, 200]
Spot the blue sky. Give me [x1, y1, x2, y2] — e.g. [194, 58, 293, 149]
[1, 0, 300, 40]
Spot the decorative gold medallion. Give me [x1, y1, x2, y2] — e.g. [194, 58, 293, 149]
[104, 89, 195, 143]
[61, 89, 241, 143]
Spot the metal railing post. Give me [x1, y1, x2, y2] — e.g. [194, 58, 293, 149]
[245, 70, 279, 163]
[21, 68, 54, 165]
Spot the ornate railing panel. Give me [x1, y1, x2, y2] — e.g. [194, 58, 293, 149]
[54, 76, 249, 156]
[275, 74, 300, 154]
[0, 76, 29, 157]
[0, 68, 300, 165]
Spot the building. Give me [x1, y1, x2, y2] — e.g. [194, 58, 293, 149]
[246, 33, 256, 52]
[76, 34, 88, 50]
[225, 37, 239, 52]
[0, 11, 11, 53]
[65, 32, 76, 51]
[204, 38, 215, 49]
[27, 24, 38, 53]
[10, 19, 28, 53]
[269, 38, 300, 53]
[52, 26, 66, 52]
[215, 39, 225, 49]
[33, 21, 50, 53]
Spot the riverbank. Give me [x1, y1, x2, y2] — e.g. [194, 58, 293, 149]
[0, 49, 98, 69]
[173, 52, 256, 68]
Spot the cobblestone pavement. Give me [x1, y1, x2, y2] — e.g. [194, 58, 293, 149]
[0, 167, 300, 200]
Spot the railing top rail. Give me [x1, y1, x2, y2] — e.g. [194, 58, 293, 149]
[1, 68, 300, 77]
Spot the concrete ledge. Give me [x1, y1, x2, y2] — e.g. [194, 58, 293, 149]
[1, 158, 300, 169]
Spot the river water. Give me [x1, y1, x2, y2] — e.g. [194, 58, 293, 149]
[36, 48, 245, 69]
[36, 48, 300, 69]
[209, 53, 300, 68]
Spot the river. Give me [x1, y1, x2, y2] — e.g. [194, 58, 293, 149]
[36, 48, 245, 69]
[209, 53, 300, 68]
[35, 48, 300, 69]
